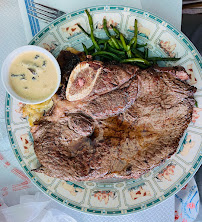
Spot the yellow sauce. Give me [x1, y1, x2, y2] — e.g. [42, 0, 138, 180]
[9, 51, 58, 101]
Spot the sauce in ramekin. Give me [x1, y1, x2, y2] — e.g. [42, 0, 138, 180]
[9, 51, 58, 101]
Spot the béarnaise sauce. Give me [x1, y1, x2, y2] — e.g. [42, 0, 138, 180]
[9, 51, 58, 101]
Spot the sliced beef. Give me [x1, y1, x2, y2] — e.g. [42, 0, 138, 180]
[32, 60, 196, 181]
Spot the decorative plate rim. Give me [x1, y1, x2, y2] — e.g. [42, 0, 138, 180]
[5, 5, 202, 216]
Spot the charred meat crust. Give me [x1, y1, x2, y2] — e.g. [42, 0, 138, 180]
[56, 50, 80, 99]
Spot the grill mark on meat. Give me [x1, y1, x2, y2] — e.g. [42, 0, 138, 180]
[32, 59, 196, 181]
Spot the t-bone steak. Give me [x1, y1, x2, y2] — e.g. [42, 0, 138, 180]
[31, 51, 196, 181]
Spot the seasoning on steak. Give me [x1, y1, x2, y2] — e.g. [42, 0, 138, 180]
[32, 53, 196, 181]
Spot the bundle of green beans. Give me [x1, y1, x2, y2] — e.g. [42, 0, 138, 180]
[79, 9, 180, 68]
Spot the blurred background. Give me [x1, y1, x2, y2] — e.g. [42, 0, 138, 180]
[182, 1, 202, 221]
[182, 0, 202, 54]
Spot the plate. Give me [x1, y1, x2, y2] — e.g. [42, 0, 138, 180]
[5, 6, 202, 215]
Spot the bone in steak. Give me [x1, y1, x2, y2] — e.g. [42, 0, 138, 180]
[31, 52, 196, 181]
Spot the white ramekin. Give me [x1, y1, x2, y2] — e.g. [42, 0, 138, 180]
[1, 45, 61, 104]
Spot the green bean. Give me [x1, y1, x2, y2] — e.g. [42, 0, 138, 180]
[144, 48, 148, 59]
[78, 16, 102, 50]
[92, 51, 121, 61]
[117, 40, 124, 49]
[107, 39, 114, 48]
[88, 44, 95, 51]
[98, 39, 107, 44]
[120, 33, 127, 51]
[131, 48, 144, 58]
[103, 23, 123, 48]
[129, 38, 136, 47]
[120, 57, 151, 65]
[77, 24, 91, 38]
[90, 32, 100, 51]
[147, 57, 181, 61]
[129, 19, 138, 47]
[85, 9, 100, 51]
[133, 19, 138, 48]
[103, 41, 108, 50]
[82, 43, 88, 55]
[127, 47, 132, 58]
[110, 24, 120, 36]
[80, 11, 179, 68]
[110, 36, 120, 49]
[119, 33, 132, 57]
[103, 18, 111, 38]
[85, 9, 93, 31]
[137, 43, 147, 48]
[117, 30, 129, 44]
[136, 62, 150, 69]
[107, 45, 125, 55]
[121, 35, 132, 58]
[107, 39, 115, 48]
[126, 49, 132, 58]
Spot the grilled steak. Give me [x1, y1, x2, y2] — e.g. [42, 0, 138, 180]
[32, 53, 196, 181]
